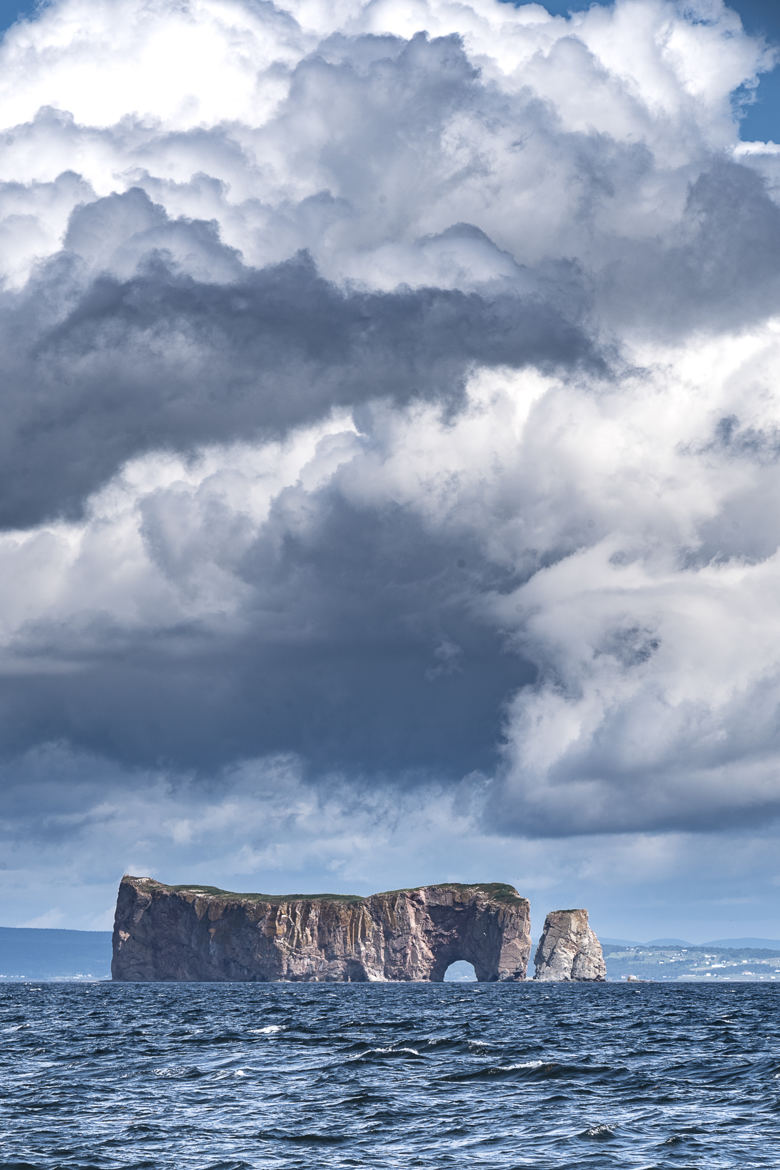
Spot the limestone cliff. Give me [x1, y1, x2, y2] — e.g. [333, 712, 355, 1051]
[112, 876, 532, 982]
[533, 909, 606, 981]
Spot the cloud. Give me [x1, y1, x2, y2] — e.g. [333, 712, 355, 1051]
[0, 233, 593, 528]
[485, 326, 780, 834]
[1, 0, 780, 917]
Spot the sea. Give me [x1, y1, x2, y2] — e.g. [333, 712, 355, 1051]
[2, 981, 779, 1168]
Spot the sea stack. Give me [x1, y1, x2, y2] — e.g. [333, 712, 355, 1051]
[533, 908, 606, 981]
[112, 876, 532, 982]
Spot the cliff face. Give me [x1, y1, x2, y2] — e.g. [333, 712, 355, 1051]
[112, 876, 532, 982]
[533, 909, 606, 981]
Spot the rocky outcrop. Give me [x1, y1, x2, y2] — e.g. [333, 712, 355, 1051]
[533, 909, 606, 981]
[112, 876, 532, 982]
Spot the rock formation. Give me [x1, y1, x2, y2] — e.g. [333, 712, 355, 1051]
[112, 876, 532, 982]
[533, 908, 606, 981]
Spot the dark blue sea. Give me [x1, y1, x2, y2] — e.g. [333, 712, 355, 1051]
[3, 982, 779, 1168]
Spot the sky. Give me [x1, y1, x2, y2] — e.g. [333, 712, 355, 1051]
[2, 0, 780, 943]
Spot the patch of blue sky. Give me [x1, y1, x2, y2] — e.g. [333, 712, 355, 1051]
[0, 0, 37, 31]
[731, 0, 780, 142]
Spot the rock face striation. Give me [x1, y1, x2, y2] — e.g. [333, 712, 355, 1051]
[112, 876, 532, 982]
[533, 909, 606, 981]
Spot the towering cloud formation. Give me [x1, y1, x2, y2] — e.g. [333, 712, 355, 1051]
[1, 0, 779, 913]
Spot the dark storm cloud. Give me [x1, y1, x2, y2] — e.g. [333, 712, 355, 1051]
[0, 200, 595, 528]
[0, 489, 534, 775]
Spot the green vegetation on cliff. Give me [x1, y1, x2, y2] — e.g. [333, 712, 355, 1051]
[136, 877, 524, 905]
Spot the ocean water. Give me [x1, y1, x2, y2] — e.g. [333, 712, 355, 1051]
[3, 982, 779, 1168]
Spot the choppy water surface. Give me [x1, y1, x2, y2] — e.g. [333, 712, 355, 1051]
[2, 982, 779, 1168]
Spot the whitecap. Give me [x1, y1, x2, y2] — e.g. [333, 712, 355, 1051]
[581, 1124, 616, 1140]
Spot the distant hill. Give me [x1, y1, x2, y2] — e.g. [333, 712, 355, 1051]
[0, 927, 111, 980]
[704, 938, 780, 950]
[604, 936, 780, 950]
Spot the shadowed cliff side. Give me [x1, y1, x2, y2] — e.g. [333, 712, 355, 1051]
[111, 876, 532, 982]
[534, 909, 606, 981]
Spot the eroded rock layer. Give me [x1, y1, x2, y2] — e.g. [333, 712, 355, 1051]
[112, 876, 532, 982]
[533, 908, 606, 981]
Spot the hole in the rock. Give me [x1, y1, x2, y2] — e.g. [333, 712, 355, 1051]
[443, 960, 477, 982]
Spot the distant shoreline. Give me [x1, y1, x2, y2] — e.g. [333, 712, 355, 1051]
[3, 926, 780, 983]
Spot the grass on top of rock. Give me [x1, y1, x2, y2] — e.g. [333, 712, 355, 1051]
[375, 882, 524, 903]
[163, 884, 365, 904]
[130, 877, 523, 904]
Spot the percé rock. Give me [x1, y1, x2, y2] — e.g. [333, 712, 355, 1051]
[533, 909, 606, 982]
[112, 876, 532, 982]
